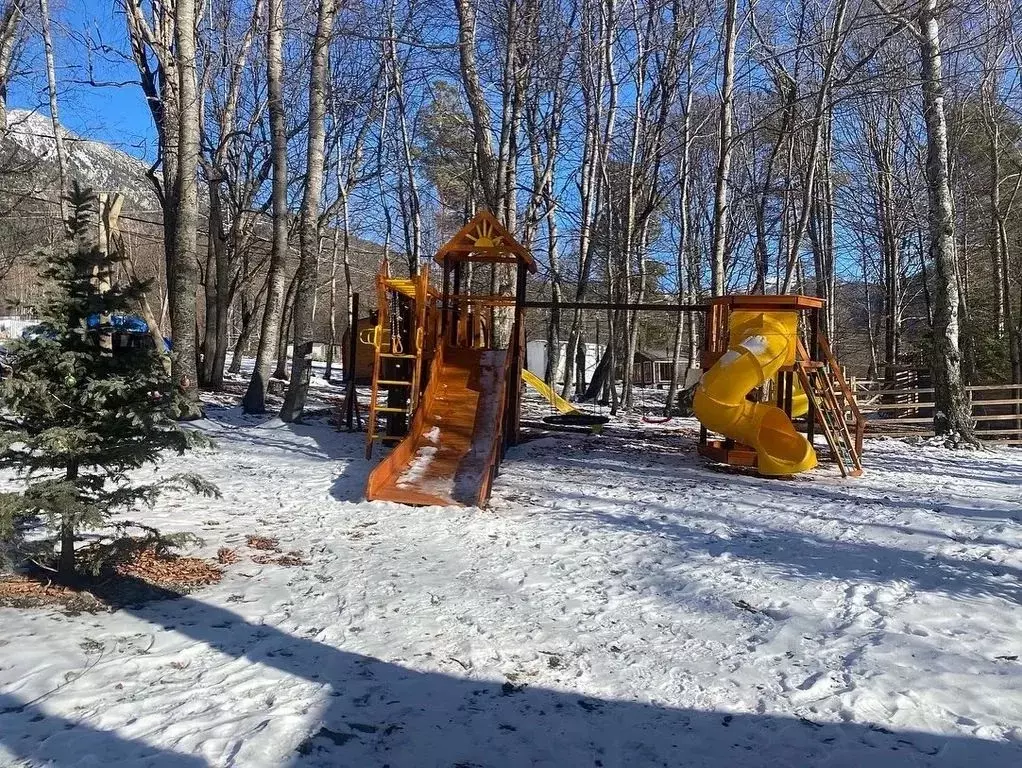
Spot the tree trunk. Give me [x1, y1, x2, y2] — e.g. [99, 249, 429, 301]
[454, 0, 499, 210]
[665, 106, 693, 414]
[709, 0, 738, 297]
[58, 462, 78, 580]
[324, 231, 339, 381]
[229, 288, 262, 375]
[988, 125, 1005, 338]
[170, 0, 202, 419]
[385, 15, 422, 271]
[982, 96, 1020, 381]
[38, 0, 69, 228]
[0, 2, 23, 134]
[918, 0, 977, 443]
[243, 0, 289, 413]
[562, 0, 617, 398]
[280, 0, 337, 422]
[274, 273, 300, 381]
[340, 196, 354, 381]
[199, 242, 216, 386]
[207, 182, 230, 390]
[274, 309, 292, 382]
[454, 0, 520, 347]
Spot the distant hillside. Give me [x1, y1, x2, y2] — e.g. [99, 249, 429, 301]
[3, 109, 159, 209]
[0, 110, 395, 334]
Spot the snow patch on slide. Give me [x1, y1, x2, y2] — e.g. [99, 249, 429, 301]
[738, 334, 771, 356]
[396, 445, 438, 487]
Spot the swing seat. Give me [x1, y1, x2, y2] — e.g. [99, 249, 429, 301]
[542, 412, 610, 427]
[642, 411, 673, 424]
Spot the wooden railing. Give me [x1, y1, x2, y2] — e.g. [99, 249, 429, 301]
[852, 382, 1022, 444]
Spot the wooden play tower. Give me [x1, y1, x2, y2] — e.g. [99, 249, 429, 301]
[364, 211, 536, 507]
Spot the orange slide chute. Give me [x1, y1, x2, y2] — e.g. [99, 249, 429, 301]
[366, 345, 509, 507]
[693, 310, 817, 475]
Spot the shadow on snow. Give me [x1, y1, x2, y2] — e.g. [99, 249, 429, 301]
[2, 584, 1021, 767]
[4, 419, 1021, 765]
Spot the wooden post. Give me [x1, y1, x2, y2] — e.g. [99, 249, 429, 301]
[507, 261, 528, 447]
[96, 193, 123, 356]
[807, 306, 819, 445]
[348, 293, 360, 382]
[452, 260, 462, 346]
[441, 261, 451, 342]
[698, 304, 712, 448]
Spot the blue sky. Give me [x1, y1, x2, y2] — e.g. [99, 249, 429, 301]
[10, 0, 158, 161]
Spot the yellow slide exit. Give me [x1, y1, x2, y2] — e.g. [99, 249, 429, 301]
[521, 368, 578, 414]
[693, 310, 817, 475]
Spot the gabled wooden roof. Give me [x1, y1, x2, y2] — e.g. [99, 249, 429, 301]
[434, 210, 537, 273]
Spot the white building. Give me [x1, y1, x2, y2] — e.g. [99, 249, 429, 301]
[525, 340, 605, 385]
[0, 316, 35, 340]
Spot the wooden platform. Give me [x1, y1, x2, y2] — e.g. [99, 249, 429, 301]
[698, 440, 758, 468]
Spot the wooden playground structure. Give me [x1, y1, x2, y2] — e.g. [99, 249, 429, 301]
[698, 295, 864, 478]
[354, 211, 865, 508]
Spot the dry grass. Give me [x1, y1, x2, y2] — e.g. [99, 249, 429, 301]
[252, 550, 309, 567]
[0, 546, 223, 612]
[245, 535, 280, 551]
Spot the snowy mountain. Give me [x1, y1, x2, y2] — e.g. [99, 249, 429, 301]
[3, 109, 159, 209]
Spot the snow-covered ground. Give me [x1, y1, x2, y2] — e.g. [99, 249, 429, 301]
[2, 387, 1022, 767]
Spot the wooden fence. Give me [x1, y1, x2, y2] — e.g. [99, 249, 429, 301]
[852, 381, 1022, 445]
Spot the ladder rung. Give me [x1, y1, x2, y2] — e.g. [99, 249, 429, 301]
[377, 380, 413, 386]
[374, 434, 404, 442]
[380, 353, 416, 359]
[372, 406, 410, 414]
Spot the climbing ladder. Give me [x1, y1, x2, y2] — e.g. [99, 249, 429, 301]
[795, 337, 864, 477]
[364, 261, 429, 459]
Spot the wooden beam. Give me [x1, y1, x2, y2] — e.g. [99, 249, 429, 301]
[522, 301, 710, 312]
[869, 414, 1020, 425]
[859, 397, 1022, 410]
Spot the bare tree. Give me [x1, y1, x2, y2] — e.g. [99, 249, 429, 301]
[779, 0, 851, 291]
[383, 0, 422, 273]
[453, 0, 529, 345]
[913, 0, 977, 442]
[242, 0, 289, 413]
[709, 0, 738, 297]
[170, 0, 203, 418]
[197, 0, 265, 391]
[123, 0, 181, 286]
[280, 0, 338, 422]
[0, 1, 23, 133]
[560, 0, 619, 400]
[37, 0, 68, 226]
[322, 47, 385, 380]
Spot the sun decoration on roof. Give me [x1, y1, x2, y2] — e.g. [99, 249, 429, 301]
[466, 218, 504, 249]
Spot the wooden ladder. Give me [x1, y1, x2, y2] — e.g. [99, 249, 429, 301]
[364, 265, 427, 459]
[795, 337, 864, 477]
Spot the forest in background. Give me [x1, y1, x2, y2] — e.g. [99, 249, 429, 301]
[0, 0, 1019, 439]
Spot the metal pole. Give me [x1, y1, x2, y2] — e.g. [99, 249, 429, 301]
[343, 292, 360, 431]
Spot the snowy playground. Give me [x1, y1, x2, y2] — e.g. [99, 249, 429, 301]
[2, 382, 1021, 767]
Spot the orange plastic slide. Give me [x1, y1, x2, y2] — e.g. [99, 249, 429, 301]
[365, 345, 510, 507]
[693, 310, 817, 475]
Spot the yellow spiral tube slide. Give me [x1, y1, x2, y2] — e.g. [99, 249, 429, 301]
[694, 310, 817, 475]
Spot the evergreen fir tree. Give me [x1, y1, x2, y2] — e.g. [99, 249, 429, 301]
[0, 184, 216, 580]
